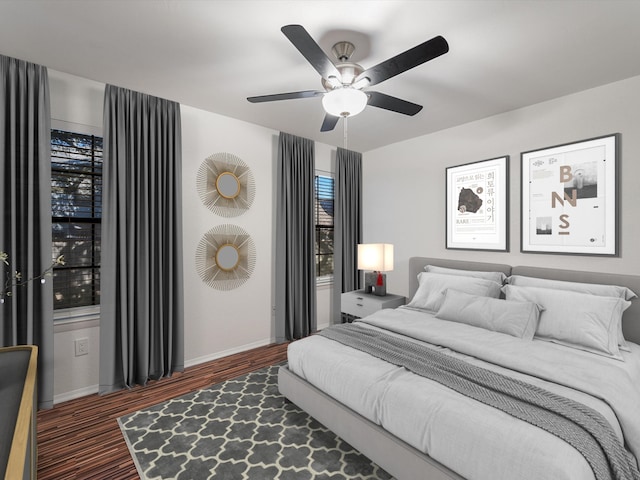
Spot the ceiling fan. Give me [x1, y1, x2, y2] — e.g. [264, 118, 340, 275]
[247, 24, 449, 132]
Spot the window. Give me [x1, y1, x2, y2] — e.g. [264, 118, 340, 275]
[51, 129, 102, 310]
[315, 172, 334, 282]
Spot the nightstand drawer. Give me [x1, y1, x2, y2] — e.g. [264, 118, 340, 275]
[341, 291, 406, 319]
[341, 293, 380, 318]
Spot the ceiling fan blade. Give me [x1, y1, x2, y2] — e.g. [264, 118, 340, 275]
[367, 91, 423, 116]
[356, 35, 449, 87]
[320, 114, 340, 132]
[247, 90, 324, 103]
[281, 24, 342, 80]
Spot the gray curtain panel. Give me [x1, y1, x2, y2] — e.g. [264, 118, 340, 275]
[100, 85, 184, 394]
[275, 132, 317, 341]
[0, 54, 54, 409]
[333, 147, 362, 324]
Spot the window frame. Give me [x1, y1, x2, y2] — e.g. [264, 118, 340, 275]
[314, 170, 334, 286]
[50, 124, 103, 320]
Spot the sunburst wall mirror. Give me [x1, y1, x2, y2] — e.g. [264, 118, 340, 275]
[197, 152, 255, 217]
[195, 224, 256, 291]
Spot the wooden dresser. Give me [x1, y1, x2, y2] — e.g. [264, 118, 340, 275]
[0, 345, 38, 480]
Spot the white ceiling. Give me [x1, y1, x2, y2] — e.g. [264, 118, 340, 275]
[1, 0, 639, 152]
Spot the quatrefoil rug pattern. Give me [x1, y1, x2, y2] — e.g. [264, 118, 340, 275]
[118, 365, 393, 480]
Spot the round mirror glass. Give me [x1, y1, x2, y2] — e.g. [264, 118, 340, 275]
[216, 244, 240, 271]
[216, 172, 241, 199]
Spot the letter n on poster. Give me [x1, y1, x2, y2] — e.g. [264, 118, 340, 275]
[446, 156, 509, 251]
[520, 134, 618, 256]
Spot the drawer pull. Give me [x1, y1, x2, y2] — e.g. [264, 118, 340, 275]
[356, 296, 364, 300]
[356, 303, 364, 307]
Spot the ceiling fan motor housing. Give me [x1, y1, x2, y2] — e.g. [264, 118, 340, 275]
[322, 62, 365, 90]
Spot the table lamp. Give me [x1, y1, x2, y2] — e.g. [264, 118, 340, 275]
[357, 243, 394, 296]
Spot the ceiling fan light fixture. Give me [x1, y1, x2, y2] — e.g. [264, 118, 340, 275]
[248, 25, 448, 132]
[322, 88, 368, 117]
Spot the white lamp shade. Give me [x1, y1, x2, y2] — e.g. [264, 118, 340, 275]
[357, 244, 394, 272]
[322, 88, 368, 117]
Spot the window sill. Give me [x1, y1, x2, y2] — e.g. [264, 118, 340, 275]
[54, 305, 100, 333]
[316, 276, 334, 288]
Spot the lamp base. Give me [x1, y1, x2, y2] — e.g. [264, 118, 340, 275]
[364, 271, 387, 296]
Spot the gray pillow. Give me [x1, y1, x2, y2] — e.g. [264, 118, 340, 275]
[425, 265, 507, 284]
[435, 289, 541, 340]
[503, 285, 630, 360]
[506, 275, 637, 350]
[407, 272, 502, 313]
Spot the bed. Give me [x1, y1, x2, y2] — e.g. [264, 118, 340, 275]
[278, 257, 640, 480]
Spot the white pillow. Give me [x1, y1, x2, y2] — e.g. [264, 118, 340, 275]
[435, 289, 541, 340]
[425, 265, 507, 284]
[503, 285, 630, 360]
[407, 272, 502, 313]
[506, 275, 637, 300]
[506, 275, 637, 351]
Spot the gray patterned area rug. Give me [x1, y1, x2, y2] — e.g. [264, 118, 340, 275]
[118, 365, 393, 480]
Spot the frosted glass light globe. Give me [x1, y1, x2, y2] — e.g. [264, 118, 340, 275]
[322, 88, 367, 117]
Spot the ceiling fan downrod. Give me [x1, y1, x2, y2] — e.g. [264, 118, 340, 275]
[331, 41, 355, 62]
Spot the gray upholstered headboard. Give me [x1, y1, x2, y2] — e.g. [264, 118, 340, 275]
[409, 257, 640, 345]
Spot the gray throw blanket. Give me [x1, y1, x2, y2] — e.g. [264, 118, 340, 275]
[320, 323, 640, 480]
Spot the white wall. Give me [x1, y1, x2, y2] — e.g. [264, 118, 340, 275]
[363, 75, 640, 298]
[49, 70, 336, 401]
[180, 107, 278, 364]
[47, 69, 640, 402]
[52, 321, 101, 402]
[168, 107, 337, 365]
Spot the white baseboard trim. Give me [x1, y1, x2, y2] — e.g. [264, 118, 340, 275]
[184, 338, 274, 368]
[54, 384, 99, 405]
[53, 338, 281, 404]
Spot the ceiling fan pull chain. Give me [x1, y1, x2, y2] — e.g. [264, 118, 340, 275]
[343, 115, 348, 149]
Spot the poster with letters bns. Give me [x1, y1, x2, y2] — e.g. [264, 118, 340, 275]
[521, 134, 618, 256]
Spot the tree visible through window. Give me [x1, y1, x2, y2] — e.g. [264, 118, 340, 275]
[51, 129, 102, 310]
[315, 173, 334, 280]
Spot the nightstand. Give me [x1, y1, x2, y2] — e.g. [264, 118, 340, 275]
[341, 290, 406, 321]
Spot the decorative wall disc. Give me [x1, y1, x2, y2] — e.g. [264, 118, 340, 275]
[197, 152, 255, 217]
[196, 224, 256, 291]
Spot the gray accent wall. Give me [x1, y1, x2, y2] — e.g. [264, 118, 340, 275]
[362, 75, 640, 298]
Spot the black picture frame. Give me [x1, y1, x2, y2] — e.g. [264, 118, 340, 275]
[446, 156, 509, 252]
[520, 134, 618, 256]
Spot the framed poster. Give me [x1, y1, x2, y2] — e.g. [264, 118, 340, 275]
[446, 156, 509, 251]
[521, 134, 618, 256]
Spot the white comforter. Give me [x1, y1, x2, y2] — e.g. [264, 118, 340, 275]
[286, 307, 640, 480]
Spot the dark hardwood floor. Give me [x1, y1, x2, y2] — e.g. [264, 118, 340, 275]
[37, 342, 289, 480]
